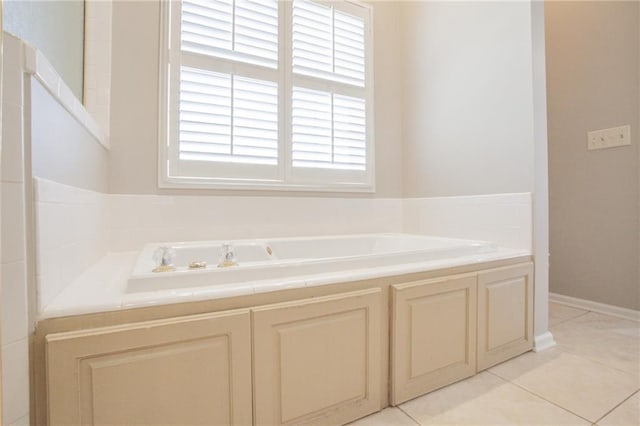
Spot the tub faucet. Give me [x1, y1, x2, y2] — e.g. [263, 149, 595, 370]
[218, 243, 238, 267]
[152, 246, 176, 272]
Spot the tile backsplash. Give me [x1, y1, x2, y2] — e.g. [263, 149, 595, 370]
[34, 178, 108, 311]
[107, 194, 404, 251]
[403, 193, 532, 251]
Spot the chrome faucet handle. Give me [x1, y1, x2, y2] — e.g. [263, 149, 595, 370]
[218, 243, 238, 267]
[152, 246, 176, 272]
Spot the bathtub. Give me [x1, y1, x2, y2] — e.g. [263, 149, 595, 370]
[127, 234, 498, 293]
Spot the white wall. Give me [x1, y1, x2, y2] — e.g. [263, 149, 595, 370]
[108, 0, 404, 197]
[31, 78, 109, 193]
[401, 1, 536, 198]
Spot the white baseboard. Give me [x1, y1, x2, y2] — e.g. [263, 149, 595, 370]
[533, 331, 556, 352]
[549, 292, 640, 322]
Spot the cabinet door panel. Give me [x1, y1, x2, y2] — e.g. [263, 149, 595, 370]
[253, 288, 382, 426]
[477, 263, 534, 371]
[391, 274, 477, 405]
[46, 310, 252, 426]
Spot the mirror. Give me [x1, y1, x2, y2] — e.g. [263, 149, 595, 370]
[2, 0, 84, 99]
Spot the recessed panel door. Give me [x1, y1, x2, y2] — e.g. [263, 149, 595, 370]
[391, 273, 477, 405]
[46, 309, 252, 426]
[252, 288, 382, 426]
[477, 262, 534, 371]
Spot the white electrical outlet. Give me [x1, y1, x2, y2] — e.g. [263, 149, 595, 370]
[587, 125, 631, 150]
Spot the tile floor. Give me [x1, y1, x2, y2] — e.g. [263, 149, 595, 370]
[350, 302, 640, 425]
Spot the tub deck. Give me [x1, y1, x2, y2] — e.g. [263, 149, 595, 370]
[39, 233, 530, 319]
[128, 234, 497, 292]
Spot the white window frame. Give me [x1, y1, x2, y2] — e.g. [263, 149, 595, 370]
[158, 0, 375, 192]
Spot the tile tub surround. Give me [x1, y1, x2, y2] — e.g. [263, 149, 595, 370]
[2, 33, 30, 426]
[351, 303, 639, 426]
[35, 178, 534, 314]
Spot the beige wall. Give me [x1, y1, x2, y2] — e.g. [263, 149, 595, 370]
[3, 0, 84, 100]
[109, 1, 404, 197]
[401, 1, 536, 198]
[546, 1, 639, 310]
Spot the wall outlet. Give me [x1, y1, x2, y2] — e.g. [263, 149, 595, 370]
[587, 125, 631, 150]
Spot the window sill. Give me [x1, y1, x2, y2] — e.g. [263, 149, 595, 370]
[159, 176, 375, 193]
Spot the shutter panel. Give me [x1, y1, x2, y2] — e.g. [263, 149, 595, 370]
[179, 67, 278, 165]
[292, 87, 366, 171]
[181, 0, 278, 68]
[292, 0, 365, 86]
[334, 11, 365, 85]
[292, 87, 333, 168]
[333, 94, 366, 170]
[292, 0, 333, 76]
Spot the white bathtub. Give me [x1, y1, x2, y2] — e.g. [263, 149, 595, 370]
[127, 234, 497, 293]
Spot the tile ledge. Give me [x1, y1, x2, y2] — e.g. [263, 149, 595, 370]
[20, 37, 109, 150]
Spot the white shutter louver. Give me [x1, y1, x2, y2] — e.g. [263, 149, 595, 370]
[292, 0, 365, 86]
[179, 67, 278, 165]
[292, 87, 332, 167]
[333, 94, 366, 169]
[334, 11, 365, 84]
[181, 0, 278, 68]
[292, 0, 333, 75]
[292, 87, 366, 170]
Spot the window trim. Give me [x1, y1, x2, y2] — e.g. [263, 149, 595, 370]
[157, 0, 375, 192]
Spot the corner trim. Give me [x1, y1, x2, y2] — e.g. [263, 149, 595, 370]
[533, 331, 556, 352]
[549, 292, 640, 322]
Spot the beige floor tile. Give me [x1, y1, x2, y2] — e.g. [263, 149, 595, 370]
[399, 371, 589, 425]
[489, 349, 639, 422]
[551, 312, 640, 375]
[599, 391, 640, 426]
[348, 407, 418, 425]
[549, 302, 589, 326]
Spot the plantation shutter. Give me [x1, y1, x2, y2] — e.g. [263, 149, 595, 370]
[163, 0, 373, 189]
[179, 68, 279, 165]
[176, 0, 280, 172]
[181, 0, 278, 68]
[291, 0, 368, 172]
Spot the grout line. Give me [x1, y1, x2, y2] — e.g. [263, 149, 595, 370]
[549, 310, 591, 327]
[554, 345, 640, 377]
[396, 405, 421, 425]
[548, 320, 640, 376]
[485, 370, 595, 424]
[593, 388, 639, 425]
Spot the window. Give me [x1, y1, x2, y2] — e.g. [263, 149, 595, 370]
[159, 0, 374, 191]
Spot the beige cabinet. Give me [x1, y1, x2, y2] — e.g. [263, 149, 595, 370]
[477, 262, 534, 371]
[252, 288, 382, 426]
[391, 273, 477, 405]
[46, 309, 252, 426]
